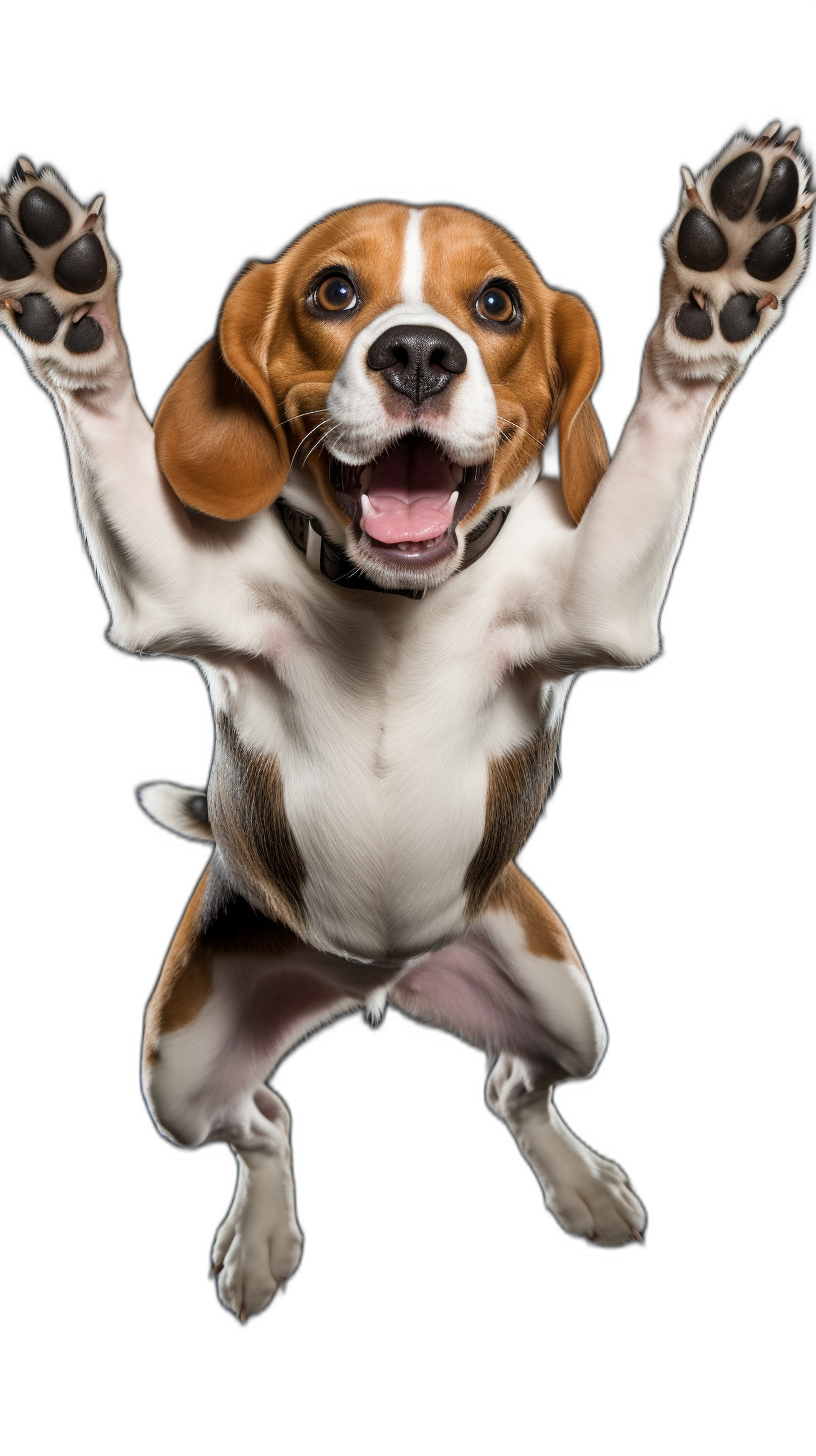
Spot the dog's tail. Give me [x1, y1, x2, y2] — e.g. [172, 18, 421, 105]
[136, 781, 214, 841]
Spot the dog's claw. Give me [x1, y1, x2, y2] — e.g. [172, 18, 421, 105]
[90, 195, 104, 217]
[631, 1228, 645, 1243]
[4, 297, 23, 314]
[755, 292, 778, 312]
[691, 288, 706, 310]
[781, 128, 800, 150]
[209, 1260, 224, 1279]
[14, 157, 38, 181]
[72, 304, 92, 323]
[681, 166, 703, 207]
[791, 192, 815, 223]
[756, 120, 781, 148]
[239, 1307, 248, 1324]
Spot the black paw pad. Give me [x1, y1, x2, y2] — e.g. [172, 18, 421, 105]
[676, 296, 713, 339]
[711, 152, 762, 221]
[719, 294, 760, 343]
[65, 315, 103, 354]
[54, 233, 107, 293]
[19, 187, 71, 247]
[0, 217, 35, 280]
[15, 293, 61, 343]
[745, 224, 796, 282]
[677, 209, 728, 271]
[757, 158, 799, 223]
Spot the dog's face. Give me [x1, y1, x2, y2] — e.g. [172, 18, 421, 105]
[155, 203, 608, 591]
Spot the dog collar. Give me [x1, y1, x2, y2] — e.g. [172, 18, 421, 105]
[275, 500, 509, 601]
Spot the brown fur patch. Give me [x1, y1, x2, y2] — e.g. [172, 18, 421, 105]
[144, 869, 213, 1060]
[155, 204, 410, 522]
[143, 857, 301, 1063]
[207, 714, 307, 929]
[155, 200, 607, 526]
[464, 722, 558, 917]
[488, 862, 581, 966]
[419, 207, 608, 523]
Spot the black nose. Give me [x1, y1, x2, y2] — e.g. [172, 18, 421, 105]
[366, 325, 467, 406]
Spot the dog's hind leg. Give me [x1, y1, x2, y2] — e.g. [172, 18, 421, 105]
[142, 855, 390, 1321]
[390, 864, 646, 1245]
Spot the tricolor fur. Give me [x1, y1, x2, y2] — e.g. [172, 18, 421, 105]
[1, 124, 809, 1321]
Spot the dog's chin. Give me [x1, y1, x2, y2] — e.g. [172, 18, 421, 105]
[329, 431, 491, 593]
[347, 529, 462, 592]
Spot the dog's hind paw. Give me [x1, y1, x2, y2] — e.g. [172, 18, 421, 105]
[1, 156, 124, 391]
[211, 1154, 304, 1323]
[658, 123, 811, 380]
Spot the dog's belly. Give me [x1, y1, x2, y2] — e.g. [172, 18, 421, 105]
[205, 639, 562, 962]
[285, 721, 488, 961]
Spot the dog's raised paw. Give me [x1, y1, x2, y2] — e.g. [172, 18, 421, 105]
[0, 156, 120, 385]
[660, 123, 811, 379]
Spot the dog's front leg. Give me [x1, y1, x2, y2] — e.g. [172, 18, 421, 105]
[1, 157, 214, 655]
[540, 124, 810, 671]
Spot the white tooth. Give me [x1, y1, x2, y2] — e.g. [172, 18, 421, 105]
[361, 493, 372, 518]
[447, 491, 459, 509]
[450, 465, 465, 484]
[360, 466, 373, 489]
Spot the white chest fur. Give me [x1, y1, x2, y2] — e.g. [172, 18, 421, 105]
[199, 491, 571, 961]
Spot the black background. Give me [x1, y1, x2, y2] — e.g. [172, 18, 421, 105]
[4, 93, 810, 1397]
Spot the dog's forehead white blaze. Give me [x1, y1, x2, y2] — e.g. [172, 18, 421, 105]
[325, 206, 498, 470]
[400, 207, 425, 305]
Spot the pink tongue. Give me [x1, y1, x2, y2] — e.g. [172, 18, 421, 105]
[363, 436, 457, 544]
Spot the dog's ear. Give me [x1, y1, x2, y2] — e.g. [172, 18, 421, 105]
[550, 291, 609, 523]
[154, 263, 289, 520]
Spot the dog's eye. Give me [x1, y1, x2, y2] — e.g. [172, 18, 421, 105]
[314, 274, 357, 313]
[475, 284, 516, 324]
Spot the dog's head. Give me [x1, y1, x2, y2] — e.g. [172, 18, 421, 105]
[155, 203, 607, 591]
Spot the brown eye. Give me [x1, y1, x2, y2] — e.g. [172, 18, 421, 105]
[314, 274, 357, 312]
[476, 284, 516, 324]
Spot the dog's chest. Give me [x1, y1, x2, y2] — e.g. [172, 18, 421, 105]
[206, 582, 557, 960]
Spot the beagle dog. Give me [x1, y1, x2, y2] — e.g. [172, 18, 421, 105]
[1, 124, 810, 1322]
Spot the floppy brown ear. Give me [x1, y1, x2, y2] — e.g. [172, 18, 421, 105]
[550, 290, 609, 523]
[154, 263, 289, 520]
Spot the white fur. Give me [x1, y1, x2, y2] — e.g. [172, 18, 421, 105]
[400, 207, 425, 304]
[137, 781, 213, 840]
[3, 136, 808, 1311]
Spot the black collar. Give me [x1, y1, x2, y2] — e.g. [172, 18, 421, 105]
[275, 500, 509, 600]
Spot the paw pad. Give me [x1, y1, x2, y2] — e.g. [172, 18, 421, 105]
[744, 223, 796, 282]
[666, 123, 811, 366]
[54, 232, 107, 293]
[0, 216, 34, 280]
[676, 295, 713, 339]
[65, 314, 104, 353]
[677, 210, 728, 271]
[710, 152, 762, 221]
[756, 157, 799, 223]
[16, 292, 61, 343]
[719, 293, 761, 343]
[19, 186, 71, 247]
[1, 159, 113, 359]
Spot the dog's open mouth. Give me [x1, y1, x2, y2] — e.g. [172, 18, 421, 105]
[330, 433, 490, 568]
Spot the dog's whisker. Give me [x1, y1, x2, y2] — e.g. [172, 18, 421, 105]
[301, 422, 343, 469]
[290, 417, 334, 465]
[278, 408, 330, 429]
[496, 415, 546, 450]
